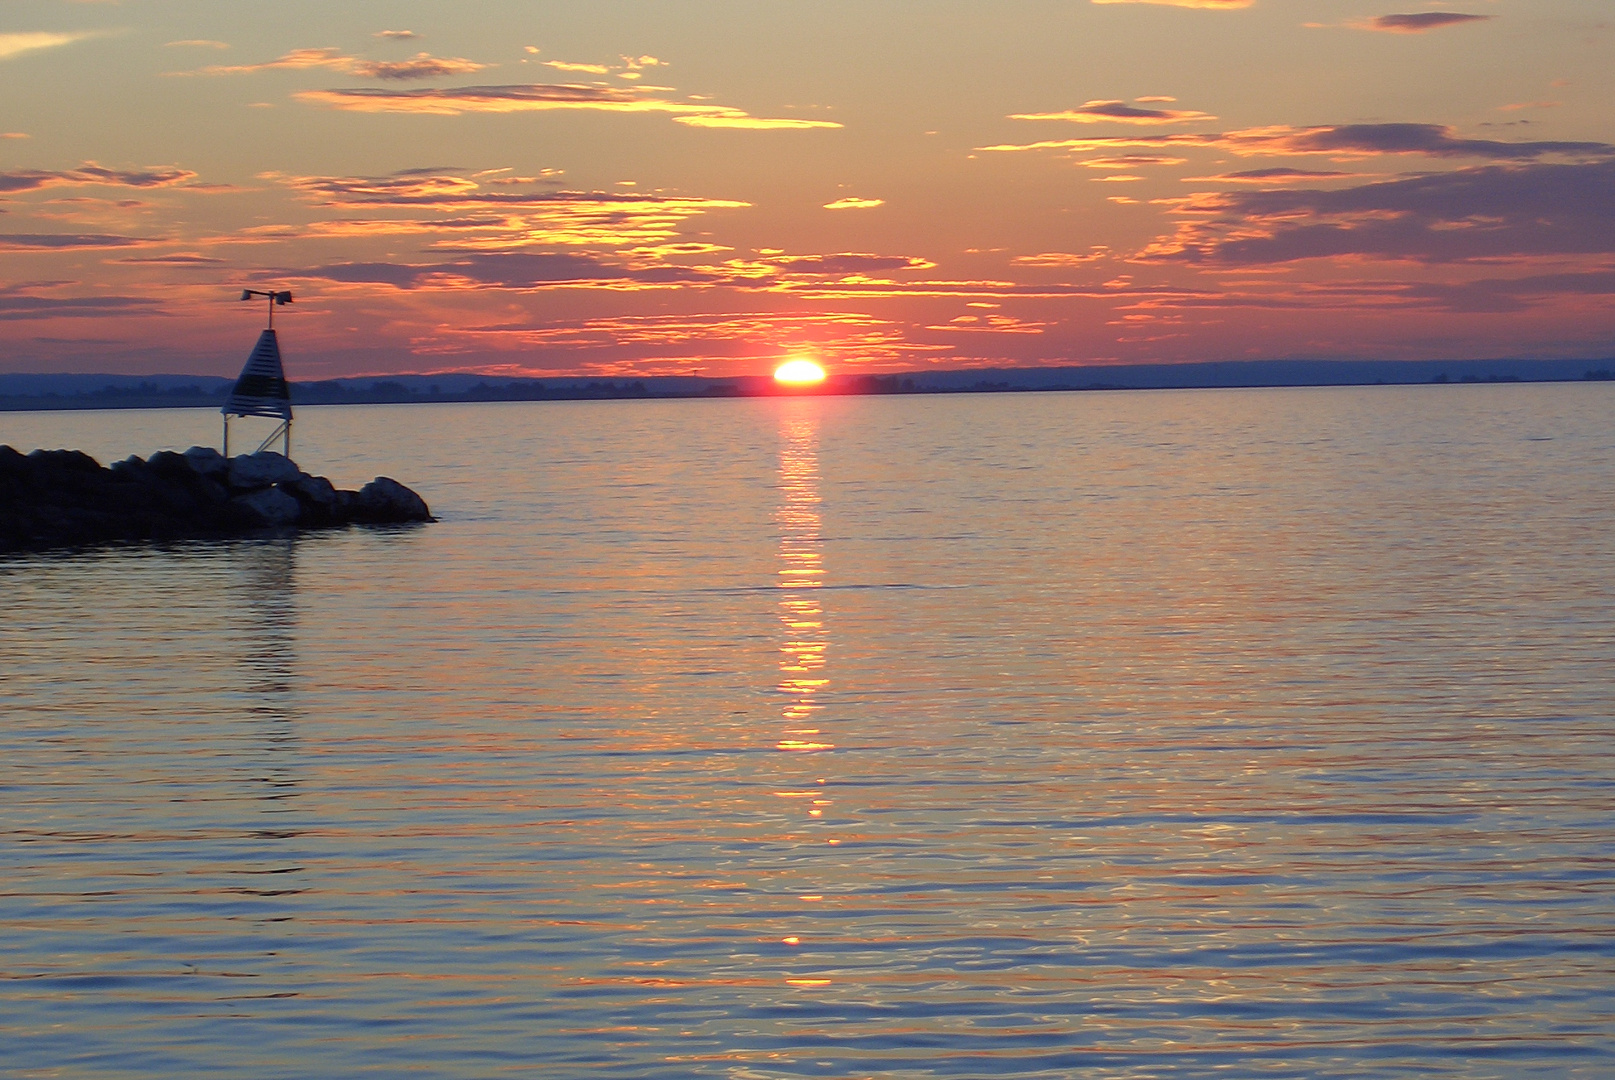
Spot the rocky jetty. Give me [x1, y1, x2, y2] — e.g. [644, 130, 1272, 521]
[1, 445, 433, 552]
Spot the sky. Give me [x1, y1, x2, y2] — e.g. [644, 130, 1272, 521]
[1, 0, 1612, 380]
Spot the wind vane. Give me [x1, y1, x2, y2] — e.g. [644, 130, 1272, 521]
[223, 289, 294, 457]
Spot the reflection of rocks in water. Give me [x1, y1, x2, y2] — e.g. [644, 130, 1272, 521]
[230, 537, 302, 812]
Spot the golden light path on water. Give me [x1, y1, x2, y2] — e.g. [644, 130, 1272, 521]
[776, 406, 833, 762]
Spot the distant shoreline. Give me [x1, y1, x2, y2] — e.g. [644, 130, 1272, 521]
[3, 359, 1611, 413]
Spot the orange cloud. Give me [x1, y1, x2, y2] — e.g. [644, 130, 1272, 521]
[1012, 251, 1109, 266]
[266, 171, 750, 247]
[187, 47, 485, 79]
[434, 310, 958, 371]
[1181, 167, 1359, 183]
[676, 115, 842, 129]
[539, 54, 663, 80]
[1078, 155, 1188, 168]
[296, 83, 730, 116]
[980, 123, 1615, 160]
[191, 46, 352, 74]
[762, 253, 931, 273]
[296, 81, 833, 131]
[822, 197, 882, 209]
[1089, 0, 1253, 8]
[1011, 100, 1215, 124]
[0, 162, 199, 193]
[925, 314, 1051, 334]
[453, 310, 898, 347]
[0, 31, 100, 62]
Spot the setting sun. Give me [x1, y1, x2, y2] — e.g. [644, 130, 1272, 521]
[774, 359, 827, 387]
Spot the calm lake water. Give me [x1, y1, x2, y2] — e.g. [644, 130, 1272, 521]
[3, 384, 1613, 1078]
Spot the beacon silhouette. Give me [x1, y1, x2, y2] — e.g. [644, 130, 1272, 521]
[223, 289, 294, 457]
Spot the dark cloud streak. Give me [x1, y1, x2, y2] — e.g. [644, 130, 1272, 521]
[982, 122, 1614, 160]
[0, 233, 156, 251]
[1145, 160, 1615, 264]
[1370, 13, 1489, 33]
[1012, 100, 1215, 125]
[0, 294, 163, 320]
[0, 163, 198, 194]
[299, 252, 724, 290]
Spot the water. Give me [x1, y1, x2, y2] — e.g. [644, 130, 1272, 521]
[3, 384, 1613, 1078]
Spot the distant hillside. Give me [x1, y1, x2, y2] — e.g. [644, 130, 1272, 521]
[2, 358, 1611, 413]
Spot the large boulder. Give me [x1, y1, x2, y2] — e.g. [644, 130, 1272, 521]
[231, 486, 304, 527]
[146, 449, 196, 480]
[355, 476, 433, 522]
[228, 451, 303, 490]
[288, 473, 339, 510]
[183, 445, 229, 479]
[27, 448, 100, 474]
[110, 454, 152, 480]
[285, 474, 341, 525]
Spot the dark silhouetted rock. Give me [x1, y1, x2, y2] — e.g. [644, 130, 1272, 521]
[183, 445, 228, 479]
[1, 444, 433, 553]
[355, 476, 432, 523]
[228, 450, 303, 490]
[233, 486, 303, 526]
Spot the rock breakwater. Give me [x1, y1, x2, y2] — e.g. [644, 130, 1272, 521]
[1, 445, 433, 552]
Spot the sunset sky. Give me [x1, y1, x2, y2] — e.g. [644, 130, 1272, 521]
[2, 0, 1611, 380]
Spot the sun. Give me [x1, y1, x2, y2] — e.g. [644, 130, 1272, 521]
[773, 358, 827, 387]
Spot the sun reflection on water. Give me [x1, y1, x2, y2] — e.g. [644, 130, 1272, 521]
[775, 404, 832, 747]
